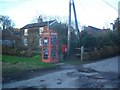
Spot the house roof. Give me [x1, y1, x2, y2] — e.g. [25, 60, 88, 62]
[2, 28, 21, 40]
[87, 26, 101, 31]
[20, 20, 56, 30]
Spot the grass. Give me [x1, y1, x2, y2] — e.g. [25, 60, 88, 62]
[63, 56, 96, 65]
[0, 54, 2, 61]
[2, 55, 55, 75]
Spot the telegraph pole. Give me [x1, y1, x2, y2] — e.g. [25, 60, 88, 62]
[67, 0, 80, 60]
[118, 1, 120, 20]
[72, 0, 80, 46]
[67, 0, 72, 60]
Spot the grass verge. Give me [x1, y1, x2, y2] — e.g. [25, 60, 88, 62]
[2, 55, 55, 75]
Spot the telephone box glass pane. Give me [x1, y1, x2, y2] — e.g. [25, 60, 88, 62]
[51, 35, 58, 58]
[51, 35, 57, 45]
[51, 49, 56, 58]
[43, 48, 48, 59]
[43, 37, 48, 46]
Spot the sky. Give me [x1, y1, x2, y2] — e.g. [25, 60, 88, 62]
[0, 0, 119, 29]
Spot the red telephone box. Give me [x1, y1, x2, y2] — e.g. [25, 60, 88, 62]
[42, 27, 58, 63]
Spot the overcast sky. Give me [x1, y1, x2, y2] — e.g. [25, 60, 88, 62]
[0, 0, 119, 29]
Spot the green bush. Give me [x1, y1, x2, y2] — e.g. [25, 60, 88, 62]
[83, 52, 90, 60]
[82, 46, 120, 61]
[2, 46, 17, 55]
[2, 45, 43, 57]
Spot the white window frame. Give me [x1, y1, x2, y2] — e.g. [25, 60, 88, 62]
[39, 27, 43, 35]
[24, 29, 28, 36]
[39, 37, 42, 46]
[24, 38, 28, 46]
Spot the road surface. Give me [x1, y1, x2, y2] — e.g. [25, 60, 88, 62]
[2, 56, 119, 89]
[84, 56, 119, 74]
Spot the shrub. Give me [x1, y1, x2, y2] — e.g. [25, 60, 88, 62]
[83, 52, 90, 60]
[2, 46, 17, 55]
[2, 46, 34, 57]
[82, 46, 120, 61]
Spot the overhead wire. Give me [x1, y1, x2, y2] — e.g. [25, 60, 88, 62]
[103, 0, 118, 11]
[78, 0, 117, 28]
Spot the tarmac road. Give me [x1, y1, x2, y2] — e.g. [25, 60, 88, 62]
[2, 56, 119, 89]
[84, 56, 119, 74]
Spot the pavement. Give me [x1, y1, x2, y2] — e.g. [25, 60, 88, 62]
[2, 56, 119, 89]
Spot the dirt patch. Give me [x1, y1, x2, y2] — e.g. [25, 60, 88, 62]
[2, 66, 60, 84]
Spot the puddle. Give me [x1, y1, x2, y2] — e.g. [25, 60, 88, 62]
[76, 67, 119, 88]
[86, 75, 105, 79]
[77, 67, 97, 73]
[77, 71, 119, 88]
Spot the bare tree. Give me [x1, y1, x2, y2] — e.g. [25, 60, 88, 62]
[0, 15, 15, 30]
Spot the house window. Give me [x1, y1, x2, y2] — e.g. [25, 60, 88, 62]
[24, 38, 28, 46]
[24, 29, 28, 36]
[2, 40, 15, 46]
[0, 23, 2, 30]
[39, 38, 42, 46]
[39, 27, 43, 35]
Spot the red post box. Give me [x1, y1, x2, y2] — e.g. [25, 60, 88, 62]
[62, 44, 67, 53]
[42, 27, 58, 63]
[62, 44, 67, 61]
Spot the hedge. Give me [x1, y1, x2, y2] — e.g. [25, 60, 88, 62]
[82, 46, 120, 61]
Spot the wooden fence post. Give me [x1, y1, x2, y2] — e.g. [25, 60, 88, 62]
[81, 46, 84, 61]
